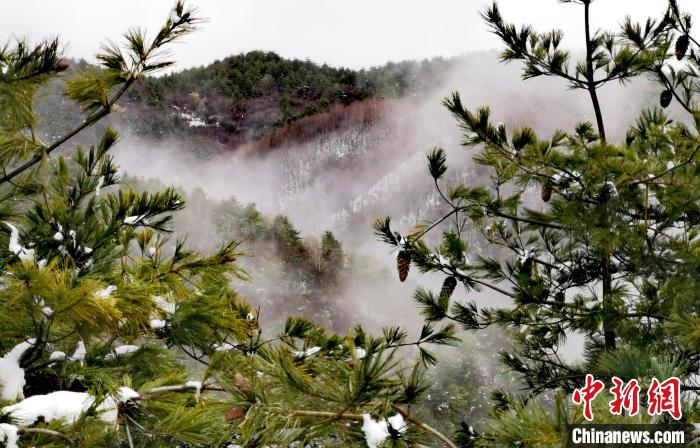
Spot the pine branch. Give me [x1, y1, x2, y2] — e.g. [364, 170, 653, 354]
[391, 405, 459, 448]
[0, 76, 129, 186]
[489, 209, 564, 230]
[6, 382, 229, 447]
[17, 427, 76, 445]
[141, 383, 224, 395]
[277, 408, 460, 448]
[630, 144, 700, 189]
[0, 2, 199, 186]
[583, 0, 606, 141]
[409, 208, 460, 242]
[124, 418, 135, 448]
[655, 67, 694, 114]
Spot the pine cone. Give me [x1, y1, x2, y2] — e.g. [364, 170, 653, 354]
[231, 372, 254, 401]
[660, 89, 673, 108]
[225, 406, 246, 421]
[439, 276, 457, 300]
[396, 250, 411, 282]
[675, 34, 689, 60]
[541, 185, 553, 202]
[55, 61, 70, 72]
[232, 372, 250, 391]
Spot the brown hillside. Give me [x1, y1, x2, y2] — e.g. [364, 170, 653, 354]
[245, 98, 389, 155]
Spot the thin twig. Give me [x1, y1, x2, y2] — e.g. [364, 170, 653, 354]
[18, 427, 75, 445]
[391, 405, 459, 448]
[289, 408, 459, 448]
[142, 383, 224, 395]
[0, 81, 131, 186]
[124, 416, 135, 448]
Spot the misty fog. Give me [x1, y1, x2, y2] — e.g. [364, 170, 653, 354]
[102, 52, 680, 397]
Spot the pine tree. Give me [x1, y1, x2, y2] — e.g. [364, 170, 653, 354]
[374, 0, 700, 445]
[0, 3, 256, 446]
[320, 230, 344, 277]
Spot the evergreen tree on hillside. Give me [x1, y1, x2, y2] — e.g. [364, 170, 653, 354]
[116, 49, 457, 146]
[320, 230, 344, 277]
[374, 0, 700, 445]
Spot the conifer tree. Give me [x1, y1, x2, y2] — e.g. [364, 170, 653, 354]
[0, 3, 256, 446]
[374, 0, 700, 445]
[320, 230, 343, 277]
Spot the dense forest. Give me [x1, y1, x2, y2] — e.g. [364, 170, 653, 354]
[122, 51, 454, 147]
[35, 51, 454, 154]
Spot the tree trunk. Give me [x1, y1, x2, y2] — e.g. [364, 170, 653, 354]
[584, 0, 615, 349]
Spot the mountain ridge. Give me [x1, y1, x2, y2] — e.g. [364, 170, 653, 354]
[119, 50, 454, 150]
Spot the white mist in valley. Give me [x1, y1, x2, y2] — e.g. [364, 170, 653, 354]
[115, 52, 662, 241]
[112, 51, 669, 382]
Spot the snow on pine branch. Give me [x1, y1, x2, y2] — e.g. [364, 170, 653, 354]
[68, 340, 86, 363]
[95, 284, 117, 299]
[4, 222, 34, 262]
[0, 424, 18, 448]
[0, 340, 35, 401]
[106, 344, 140, 359]
[150, 295, 176, 329]
[124, 215, 147, 225]
[361, 413, 407, 448]
[2, 387, 140, 426]
[293, 346, 321, 359]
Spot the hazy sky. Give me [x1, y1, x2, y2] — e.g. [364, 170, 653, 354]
[3, 1, 699, 71]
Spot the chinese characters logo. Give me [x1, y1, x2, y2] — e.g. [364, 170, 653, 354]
[571, 374, 681, 421]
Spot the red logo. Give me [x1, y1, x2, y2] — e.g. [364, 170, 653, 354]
[572, 374, 605, 421]
[647, 377, 682, 420]
[609, 376, 640, 416]
[571, 375, 682, 421]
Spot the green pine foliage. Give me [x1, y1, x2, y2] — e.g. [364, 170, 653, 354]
[375, 0, 700, 445]
[138, 51, 371, 104]
[0, 3, 254, 446]
[0, 3, 251, 446]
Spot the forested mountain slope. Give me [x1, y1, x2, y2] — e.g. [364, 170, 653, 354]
[121, 51, 453, 149]
[36, 51, 453, 155]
